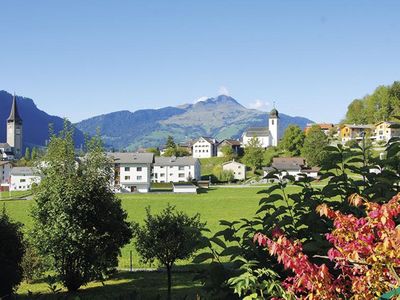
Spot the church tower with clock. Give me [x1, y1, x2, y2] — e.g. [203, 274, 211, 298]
[7, 94, 23, 158]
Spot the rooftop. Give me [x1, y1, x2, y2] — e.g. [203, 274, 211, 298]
[154, 156, 198, 166]
[244, 127, 270, 137]
[108, 152, 154, 164]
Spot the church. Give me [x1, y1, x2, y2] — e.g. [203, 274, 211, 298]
[0, 94, 23, 160]
[242, 108, 279, 148]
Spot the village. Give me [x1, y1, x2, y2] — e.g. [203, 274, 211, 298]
[1, 94, 399, 194]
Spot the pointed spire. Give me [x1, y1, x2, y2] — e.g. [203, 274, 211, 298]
[7, 93, 23, 124]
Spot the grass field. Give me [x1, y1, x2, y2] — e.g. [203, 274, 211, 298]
[1, 186, 302, 298]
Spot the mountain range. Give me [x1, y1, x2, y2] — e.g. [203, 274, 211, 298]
[0, 91, 85, 150]
[0, 91, 314, 151]
[75, 95, 313, 150]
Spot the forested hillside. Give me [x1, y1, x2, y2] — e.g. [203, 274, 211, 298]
[345, 81, 400, 124]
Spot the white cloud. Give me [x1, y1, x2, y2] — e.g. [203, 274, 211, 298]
[249, 99, 270, 111]
[218, 86, 230, 96]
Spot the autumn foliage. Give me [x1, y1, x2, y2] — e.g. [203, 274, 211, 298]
[254, 194, 400, 299]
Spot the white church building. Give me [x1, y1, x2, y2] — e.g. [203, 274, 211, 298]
[242, 108, 279, 148]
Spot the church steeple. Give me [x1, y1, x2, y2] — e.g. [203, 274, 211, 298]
[7, 94, 23, 125]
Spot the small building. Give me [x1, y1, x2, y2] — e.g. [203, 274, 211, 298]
[0, 143, 15, 160]
[172, 183, 198, 193]
[10, 167, 41, 191]
[152, 156, 201, 183]
[192, 137, 218, 158]
[0, 161, 12, 188]
[374, 121, 400, 142]
[263, 157, 320, 180]
[217, 139, 242, 157]
[340, 124, 374, 143]
[221, 160, 246, 180]
[305, 123, 335, 136]
[108, 152, 154, 193]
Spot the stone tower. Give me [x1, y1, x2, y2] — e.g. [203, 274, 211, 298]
[268, 107, 279, 147]
[7, 94, 23, 158]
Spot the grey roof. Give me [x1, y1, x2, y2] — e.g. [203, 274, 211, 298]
[221, 160, 245, 166]
[269, 108, 279, 118]
[244, 127, 270, 137]
[375, 121, 400, 128]
[108, 152, 154, 164]
[7, 95, 23, 124]
[344, 124, 374, 129]
[196, 137, 217, 144]
[0, 143, 11, 149]
[218, 139, 241, 147]
[11, 167, 37, 176]
[271, 157, 305, 171]
[154, 156, 198, 166]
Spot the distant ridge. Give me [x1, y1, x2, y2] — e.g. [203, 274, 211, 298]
[76, 95, 314, 150]
[0, 90, 85, 150]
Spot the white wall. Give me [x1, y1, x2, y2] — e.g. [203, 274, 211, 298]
[269, 117, 279, 147]
[10, 175, 41, 191]
[242, 135, 270, 148]
[152, 162, 200, 183]
[222, 162, 246, 180]
[0, 163, 12, 184]
[192, 139, 215, 158]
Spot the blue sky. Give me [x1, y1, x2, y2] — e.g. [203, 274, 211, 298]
[1, 1, 399, 123]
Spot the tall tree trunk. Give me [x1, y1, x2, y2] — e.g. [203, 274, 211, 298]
[167, 264, 172, 300]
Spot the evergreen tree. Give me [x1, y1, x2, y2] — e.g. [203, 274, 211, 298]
[165, 136, 176, 149]
[31, 147, 39, 160]
[24, 147, 31, 161]
[31, 123, 132, 292]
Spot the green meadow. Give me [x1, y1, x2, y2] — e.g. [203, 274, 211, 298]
[1, 186, 304, 298]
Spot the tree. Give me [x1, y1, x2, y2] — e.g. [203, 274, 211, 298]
[147, 147, 160, 156]
[24, 147, 31, 161]
[279, 124, 305, 156]
[31, 123, 132, 292]
[220, 145, 235, 161]
[163, 146, 190, 157]
[302, 125, 329, 166]
[31, 147, 39, 160]
[212, 165, 234, 182]
[133, 205, 206, 299]
[254, 194, 400, 299]
[165, 136, 176, 149]
[242, 137, 264, 172]
[0, 207, 25, 299]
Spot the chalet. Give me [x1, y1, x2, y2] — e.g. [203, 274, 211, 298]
[221, 160, 246, 180]
[192, 137, 218, 158]
[340, 124, 374, 143]
[152, 156, 201, 183]
[217, 139, 242, 157]
[242, 108, 279, 148]
[374, 121, 400, 142]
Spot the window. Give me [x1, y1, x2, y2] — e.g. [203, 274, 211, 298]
[272, 120, 274, 125]
[137, 167, 142, 171]
[238, 172, 241, 175]
[238, 166, 241, 169]
[137, 176, 142, 180]
[169, 173, 173, 176]
[160, 166, 164, 169]
[178, 166, 184, 170]
[124, 167, 130, 171]
[160, 173, 165, 177]
[20, 179, 26, 183]
[178, 173, 185, 178]
[124, 176, 130, 180]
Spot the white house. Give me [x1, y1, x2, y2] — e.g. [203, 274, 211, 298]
[192, 137, 218, 158]
[217, 139, 242, 157]
[221, 160, 246, 180]
[242, 108, 279, 148]
[10, 167, 41, 191]
[152, 156, 201, 183]
[108, 152, 154, 193]
[0, 161, 12, 190]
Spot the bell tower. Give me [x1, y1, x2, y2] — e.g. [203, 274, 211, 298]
[268, 106, 279, 147]
[7, 94, 23, 158]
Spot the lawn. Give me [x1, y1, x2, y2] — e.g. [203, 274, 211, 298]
[1, 186, 303, 298]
